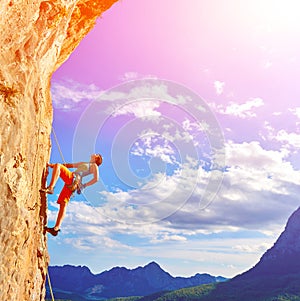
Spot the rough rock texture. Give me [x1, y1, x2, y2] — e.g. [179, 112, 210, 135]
[0, 1, 118, 300]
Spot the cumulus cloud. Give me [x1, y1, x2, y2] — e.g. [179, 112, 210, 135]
[225, 140, 288, 169]
[61, 141, 300, 243]
[213, 98, 264, 118]
[275, 129, 300, 148]
[98, 157, 202, 223]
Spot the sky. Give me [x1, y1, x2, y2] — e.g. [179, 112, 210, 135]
[47, 0, 300, 278]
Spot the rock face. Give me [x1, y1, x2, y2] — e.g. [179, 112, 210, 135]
[0, 1, 117, 300]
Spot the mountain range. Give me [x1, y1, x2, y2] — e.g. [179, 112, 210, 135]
[47, 261, 226, 300]
[47, 206, 300, 300]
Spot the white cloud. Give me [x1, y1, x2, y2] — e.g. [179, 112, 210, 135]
[260, 121, 276, 141]
[161, 128, 194, 144]
[275, 129, 300, 148]
[150, 234, 187, 243]
[272, 111, 282, 116]
[92, 141, 299, 234]
[120, 72, 139, 81]
[213, 97, 264, 118]
[130, 132, 177, 164]
[289, 107, 300, 119]
[51, 80, 102, 109]
[225, 140, 288, 169]
[214, 81, 225, 95]
[261, 121, 300, 149]
[98, 83, 187, 105]
[182, 118, 204, 135]
[233, 242, 272, 253]
[112, 100, 161, 119]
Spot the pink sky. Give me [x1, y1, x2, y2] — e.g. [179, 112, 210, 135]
[54, 0, 300, 106]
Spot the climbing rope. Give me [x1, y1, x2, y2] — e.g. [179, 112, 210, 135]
[41, 225, 55, 301]
[42, 126, 63, 301]
[52, 127, 66, 164]
[47, 270, 55, 301]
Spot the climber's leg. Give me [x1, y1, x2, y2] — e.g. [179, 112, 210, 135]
[45, 194, 71, 236]
[54, 202, 67, 230]
[41, 163, 73, 194]
[47, 163, 61, 191]
[45, 184, 72, 235]
[44, 167, 73, 236]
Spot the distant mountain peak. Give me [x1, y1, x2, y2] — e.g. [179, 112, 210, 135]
[147, 261, 160, 266]
[199, 206, 300, 300]
[144, 261, 162, 269]
[259, 206, 300, 263]
[236, 206, 300, 278]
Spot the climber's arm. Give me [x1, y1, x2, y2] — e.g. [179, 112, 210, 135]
[63, 162, 83, 168]
[47, 162, 82, 169]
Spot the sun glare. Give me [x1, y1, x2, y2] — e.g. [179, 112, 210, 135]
[254, 0, 300, 32]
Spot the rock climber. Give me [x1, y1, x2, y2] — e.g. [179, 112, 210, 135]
[40, 153, 103, 236]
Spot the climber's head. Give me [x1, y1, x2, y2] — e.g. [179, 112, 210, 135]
[91, 153, 103, 166]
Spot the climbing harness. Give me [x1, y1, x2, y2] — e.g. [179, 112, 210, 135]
[68, 162, 91, 194]
[66, 173, 83, 194]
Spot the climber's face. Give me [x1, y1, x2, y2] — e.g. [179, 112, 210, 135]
[90, 153, 102, 166]
[90, 154, 96, 162]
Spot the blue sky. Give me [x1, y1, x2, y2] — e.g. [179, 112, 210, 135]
[46, 0, 300, 278]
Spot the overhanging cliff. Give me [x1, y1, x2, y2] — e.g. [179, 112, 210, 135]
[0, 1, 118, 300]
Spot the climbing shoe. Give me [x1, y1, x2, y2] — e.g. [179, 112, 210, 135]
[45, 227, 60, 236]
[40, 187, 54, 194]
